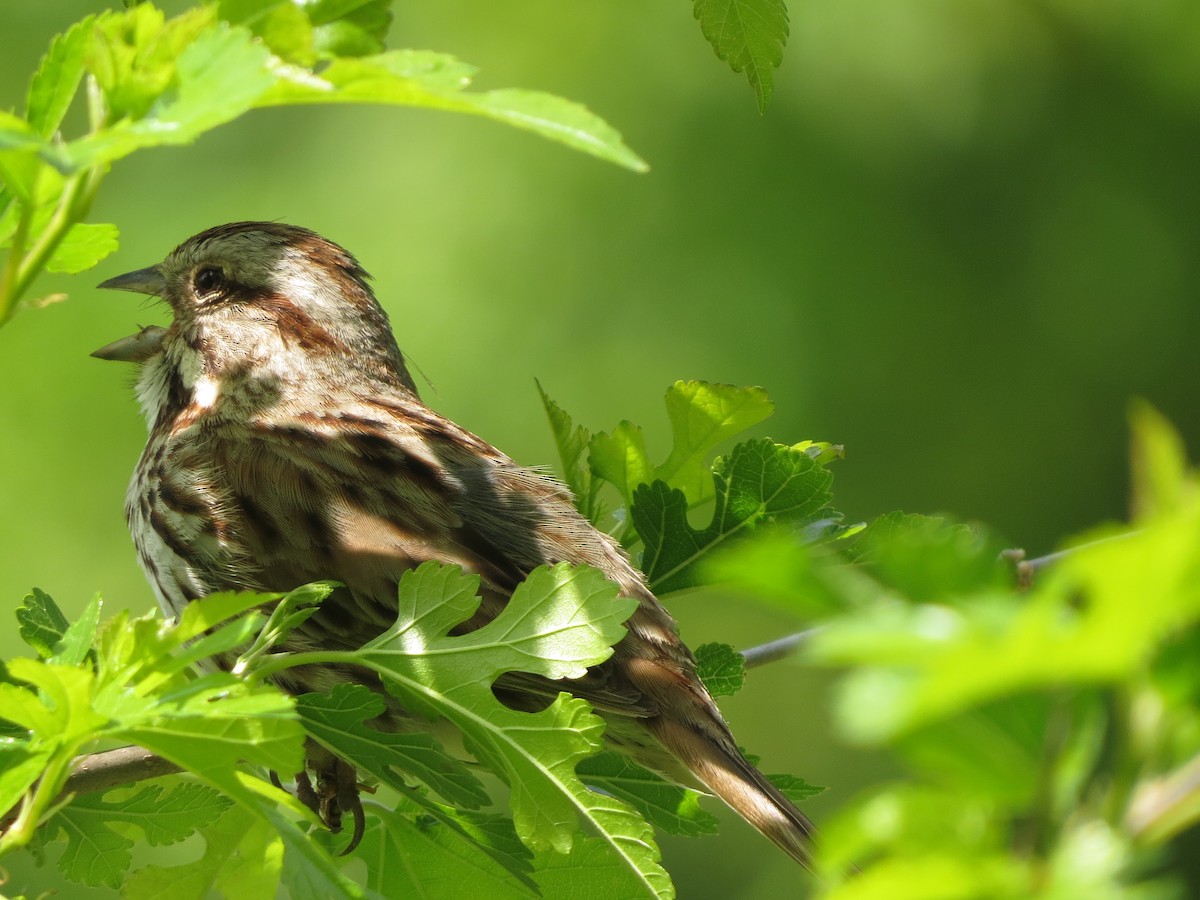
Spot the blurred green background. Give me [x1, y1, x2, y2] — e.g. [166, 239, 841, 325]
[3, 1, 1199, 896]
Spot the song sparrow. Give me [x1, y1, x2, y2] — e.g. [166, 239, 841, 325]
[94, 222, 814, 866]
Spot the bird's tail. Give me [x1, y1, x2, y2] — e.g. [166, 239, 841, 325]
[645, 715, 815, 869]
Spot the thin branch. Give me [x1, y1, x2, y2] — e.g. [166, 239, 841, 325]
[62, 745, 182, 797]
[739, 628, 820, 668]
[0, 745, 182, 835]
[1006, 530, 1138, 589]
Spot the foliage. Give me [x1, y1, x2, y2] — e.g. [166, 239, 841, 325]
[0, 0, 648, 326]
[0, 380, 838, 898]
[3, 2, 1200, 899]
[708, 402, 1200, 898]
[0, 0, 791, 327]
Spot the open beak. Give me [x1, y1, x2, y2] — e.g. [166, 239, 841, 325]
[91, 324, 168, 362]
[94, 266, 169, 362]
[97, 265, 167, 296]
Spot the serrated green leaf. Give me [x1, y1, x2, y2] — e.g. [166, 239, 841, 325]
[577, 752, 720, 837]
[53, 594, 100, 666]
[45, 783, 233, 888]
[636, 438, 835, 593]
[693, 642, 746, 698]
[538, 381, 604, 525]
[816, 502, 1200, 742]
[66, 19, 275, 170]
[173, 589, 282, 644]
[346, 562, 669, 895]
[87, 5, 215, 121]
[124, 805, 283, 900]
[589, 421, 653, 513]
[6, 657, 107, 743]
[0, 743, 54, 826]
[765, 772, 825, 805]
[693, 0, 789, 113]
[48, 803, 134, 888]
[657, 382, 774, 506]
[259, 51, 648, 172]
[44, 222, 119, 274]
[26, 17, 92, 138]
[531, 835, 674, 899]
[297, 683, 489, 808]
[358, 804, 537, 899]
[590, 383, 778, 535]
[16, 587, 70, 658]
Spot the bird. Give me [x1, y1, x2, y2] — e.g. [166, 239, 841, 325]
[94, 221, 815, 866]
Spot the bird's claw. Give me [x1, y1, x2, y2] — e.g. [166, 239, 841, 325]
[270, 743, 366, 855]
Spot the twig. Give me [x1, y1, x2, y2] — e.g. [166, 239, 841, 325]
[1006, 531, 1139, 590]
[739, 628, 821, 668]
[0, 745, 182, 835]
[7, 628, 822, 817]
[61, 745, 182, 797]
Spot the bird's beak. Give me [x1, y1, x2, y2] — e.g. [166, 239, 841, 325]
[94, 265, 168, 362]
[97, 265, 166, 296]
[92, 324, 168, 363]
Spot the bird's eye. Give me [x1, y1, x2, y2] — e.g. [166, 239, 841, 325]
[193, 266, 224, 296]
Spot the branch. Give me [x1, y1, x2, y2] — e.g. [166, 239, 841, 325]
[7, 628, 821, 818]
[1006, 530, 1138, 589]
[739, 628, 820, 668]
[1, 745, 182, 835]
[62, 745, 182, 797]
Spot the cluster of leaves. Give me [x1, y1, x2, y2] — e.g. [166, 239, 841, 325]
[0, 381, 835, 898]
[0, 0, 648, 326]
[0, 0, 793, 328]
[705, 402, 1200, 898]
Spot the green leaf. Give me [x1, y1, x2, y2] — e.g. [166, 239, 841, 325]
[44, 222, 119, 274]
[16, 587, 70, 658]
[765, 773, 825, 806]
[1129, 399, 1189, 520]
[66, 19, 275, 170]
[538, 381, 605, 525]
[45, 783, 233, 888]
[53, 594, 101, 666]
[87, 5, 215, 121]
[589, 421, 653, 513]
[26, 16, 92, 137]
[848, 512, 1010, 603]
[358, 804, 537, 899]
[576, 752, 720, 837]
[657, 382, 774, 506]
[234, 581, 334, 675]
[636, 438, 835, 593]
[296, 684, 489, 808]
[5, 657, 107, 743]
[218, 0, 317, 65]
[531, 835, 675, 899]
[351, 562, 670, 896]
[692, 0, 789, 113]
[590, 382, 774, 516]
[124, 805, 283, 900]
[701, 529, 849, 617]
[0, 743, 54, 827]
[310, 0, 392, 57]
[693, 642, 746, 698]
[815, 499, 1200, 741]
[259, 51, 648, 172]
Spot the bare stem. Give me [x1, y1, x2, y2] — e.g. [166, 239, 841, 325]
[739, 628, 820, 668]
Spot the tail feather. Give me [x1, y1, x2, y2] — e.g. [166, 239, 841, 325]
[646, 716, 815, 869]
